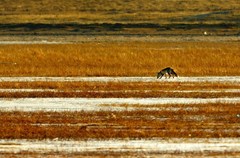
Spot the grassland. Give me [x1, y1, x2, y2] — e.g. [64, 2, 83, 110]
[0, 81, 239, 98]
[0, 42, 239, 77]
[0, 0, 239, 156]
[0, 102, 239, 139]
[1, 0, 239, 24]
[0, 0, 239, 36]
[1, 77, 239, 156]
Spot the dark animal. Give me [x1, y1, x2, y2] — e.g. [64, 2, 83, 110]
[157, 67, 178, 79]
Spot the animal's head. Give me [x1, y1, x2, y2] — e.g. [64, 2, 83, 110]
[172, 71, 178, 77]
[157, 72, 162, 79]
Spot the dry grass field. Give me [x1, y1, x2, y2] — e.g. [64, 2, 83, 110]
[0, 0, 239, 36]
[0, 43, 239, 156]
[0, 42, 239, 77]
[0, 81, 239, 98]
[1, 0, 239, 24]
[0, 102, 239, 139]
[1, 76, 240, 157]
[0, 0, 240, 156]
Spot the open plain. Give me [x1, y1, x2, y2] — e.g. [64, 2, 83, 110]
[0, 37, 239, 158]
[0, 75, 240, 157]
[0, 38, 240, 158]
[1, 0, 240, 157]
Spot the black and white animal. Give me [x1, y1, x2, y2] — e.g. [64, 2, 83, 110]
[157, 67, 178, 79]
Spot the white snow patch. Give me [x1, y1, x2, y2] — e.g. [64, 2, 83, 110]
[0, 97, 239, 112]
[0, 76, 240, 83]
[0, 138, 239, 153]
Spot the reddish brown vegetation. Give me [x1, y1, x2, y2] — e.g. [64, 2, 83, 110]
[0, 42, 239, 76]
[0, 103, 239, 139]
[0, 81, 239, 98]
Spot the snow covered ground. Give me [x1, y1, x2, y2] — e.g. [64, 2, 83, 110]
[0, 97, 239, 112]
[0, 76, 239, 156]
[0, 138, 239, 154]
[0, 76, 239, 112]
[0, 76, 240, 83]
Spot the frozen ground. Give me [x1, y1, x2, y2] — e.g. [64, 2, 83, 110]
[0, 76, 239, 112]
[0, 97, 240, 112]
[0, 138, 239, 154]
[0, 76, 239, 156]
[0, 76, 240, 83]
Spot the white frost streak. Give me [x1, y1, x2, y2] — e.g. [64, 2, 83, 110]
[0, 138, 239, 153]
[0, 97, 240, 112]
[0, 76, 240, 82]
[0, 76, 239, 112]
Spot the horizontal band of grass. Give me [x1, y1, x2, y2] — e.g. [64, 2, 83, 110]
[0, 80, 239, 98]
[1, 0, 239, 24]
[0, 42, 239, 77]
[0, 90, 239, 98]
[0, 103, 239, 139]
[1, 81, 239, 90]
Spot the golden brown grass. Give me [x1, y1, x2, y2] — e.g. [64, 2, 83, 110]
[0, 42, 239, 77]
[1, 81, 239, 90]
[0, 81, 239, 98]
[1, 90, 239, 98]
[1, 0, 239, 24]
[0, 103, 239, 139]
